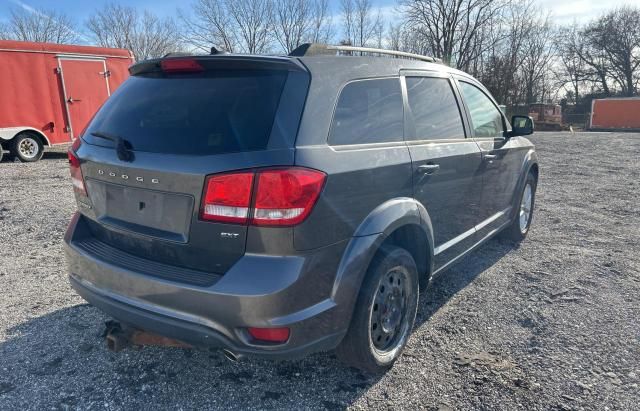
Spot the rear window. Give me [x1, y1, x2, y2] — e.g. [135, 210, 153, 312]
[82, 70, 288, 155]
[329, 78, 403, 146]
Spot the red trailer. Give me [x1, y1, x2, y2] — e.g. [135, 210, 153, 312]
[0, 40, 133, 162]
[590, 98, 640, 131]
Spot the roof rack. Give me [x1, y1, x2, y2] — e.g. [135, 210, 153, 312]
[289, 43, 442, 64]
[328, 45, 441, 63]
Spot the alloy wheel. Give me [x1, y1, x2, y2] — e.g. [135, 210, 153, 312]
[519, 183, 533, 233]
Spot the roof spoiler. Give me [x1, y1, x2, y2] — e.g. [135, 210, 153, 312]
[129, 55, 308, 76]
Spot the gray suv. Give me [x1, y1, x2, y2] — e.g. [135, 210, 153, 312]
[64, 44, 538, 373]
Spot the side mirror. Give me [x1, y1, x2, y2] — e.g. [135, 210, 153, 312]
[509, 115, 534, 137]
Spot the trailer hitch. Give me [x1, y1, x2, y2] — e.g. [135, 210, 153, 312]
[102, 320, 192, 352]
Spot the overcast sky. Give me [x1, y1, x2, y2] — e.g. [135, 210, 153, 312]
[1, 0, 639, 28]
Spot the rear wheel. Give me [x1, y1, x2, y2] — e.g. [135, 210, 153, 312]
[336, 246, 419, 374]
[503, 172, 537, 241]
[11, 132, 44, 162]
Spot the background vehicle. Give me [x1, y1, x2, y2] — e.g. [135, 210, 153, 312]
[0, 40, 133, 162]
[590, 97, 640, 131]
[528, 103, 563, 131]
[64, 44, 537, 373]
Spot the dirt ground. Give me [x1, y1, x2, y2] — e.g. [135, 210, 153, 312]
[0, 132, 638, 410]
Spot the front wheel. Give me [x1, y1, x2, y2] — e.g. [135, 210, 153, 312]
[11, 132, 44, 162]
[502, 172, 537, 241]
[335, 246, 419, 374]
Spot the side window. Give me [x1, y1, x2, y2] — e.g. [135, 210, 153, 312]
[406, 76, 465, 140]
[329, 78, 403, 145]
[459, 81, 504, 138]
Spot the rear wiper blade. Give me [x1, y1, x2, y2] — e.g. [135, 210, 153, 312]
[90, 130, 120, 142]
[90, 131, 134, 162]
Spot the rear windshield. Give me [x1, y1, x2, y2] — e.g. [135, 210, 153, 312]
[82, 70, 288, 155]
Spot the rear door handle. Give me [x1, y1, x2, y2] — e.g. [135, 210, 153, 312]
[483, 154, 498, 161]
[418, 164, 440, 174]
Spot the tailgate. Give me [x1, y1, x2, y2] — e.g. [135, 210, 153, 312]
[76, 148, 295, 274]
[69, 57, 309, 275]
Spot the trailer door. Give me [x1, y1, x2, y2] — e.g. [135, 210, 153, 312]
[59, 58, 110, 139]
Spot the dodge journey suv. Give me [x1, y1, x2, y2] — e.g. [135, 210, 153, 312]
[64, 44, 538, 373]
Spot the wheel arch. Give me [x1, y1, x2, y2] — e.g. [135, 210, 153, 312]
[0, 127, 51, 146]
[330, 198, 435, 334]
[511, 149, 539, 216]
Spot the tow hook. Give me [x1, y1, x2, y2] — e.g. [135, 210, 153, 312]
[102, 320, 192, 352]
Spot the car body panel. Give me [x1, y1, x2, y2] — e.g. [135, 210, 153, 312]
[293, 143, 414, 250]
[64, 52, 537, 359]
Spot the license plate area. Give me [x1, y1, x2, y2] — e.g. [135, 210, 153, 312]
[85, 179, 194, 243]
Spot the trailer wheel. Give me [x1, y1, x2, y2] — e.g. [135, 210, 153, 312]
[11, 132, 44, 162]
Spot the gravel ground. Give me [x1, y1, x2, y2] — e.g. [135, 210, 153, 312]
[0, 132, 639, 410]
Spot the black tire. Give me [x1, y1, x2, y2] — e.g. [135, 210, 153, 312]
[336, 246, 419, 374]
[0, 143, 4, 163]
[502, 172, 537, 242]
[11, 132, 44, 162]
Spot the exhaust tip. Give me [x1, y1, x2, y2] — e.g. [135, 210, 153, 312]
[222, 349, 241, 362]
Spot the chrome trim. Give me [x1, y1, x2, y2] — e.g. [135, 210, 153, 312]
[475, 208, 508, 231]
[433, 219, 511, 276]
[434, 226, 476, 256]
[405, 138, 469, 146]
[434, 208, 509, 255]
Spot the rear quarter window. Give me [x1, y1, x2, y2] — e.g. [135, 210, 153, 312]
[405, 76, 465, 140]
[329, 78, 403, 146]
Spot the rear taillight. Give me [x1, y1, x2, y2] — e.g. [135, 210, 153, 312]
[68, 142, 86, 196]
[201, 172, 254, 224]
[252, 169, 326, 226]
[200, 167, 326, 226]
[161, 59, 204, 73]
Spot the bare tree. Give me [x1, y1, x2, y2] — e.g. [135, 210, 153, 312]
[387, 22, 403, 51]
[586, 7, 640, 96]
[554, 24, 589, 104]
[272, 0, 335, 53]
[309, 0, 333, 44]
[519, 14, 556, 104]
[227, 0, 274, 54]
[340, 0, 355, 45]
[480, 0, 538, 106]
[399, 0, 506, 68]
[574, 25, 612, 95]
[182, 0, 274, 54]
[87, 3, 181, 61]
[2, 7, 78, 44]
[0, 22, 9, 40]
[372, 11, 385, 48]
[274, 0, 312, 53]
[180, 0, 238, 52]
[340, 0, 382, 47]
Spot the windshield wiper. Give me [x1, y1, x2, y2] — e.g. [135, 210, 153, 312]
[90, 131, 134, 162]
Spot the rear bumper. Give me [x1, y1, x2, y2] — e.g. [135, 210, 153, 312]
[64, 213, 349, 359]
